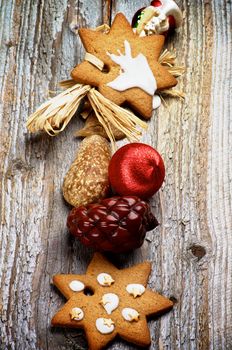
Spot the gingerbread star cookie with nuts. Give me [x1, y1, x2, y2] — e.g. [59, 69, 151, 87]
[71, 13, 177, 119]
[51, 253, 173, 350]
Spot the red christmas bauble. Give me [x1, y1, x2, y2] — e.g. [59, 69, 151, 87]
[167, 15, 176, 31]
[150, 0, 162, 6]
[108, 143, 165, 200]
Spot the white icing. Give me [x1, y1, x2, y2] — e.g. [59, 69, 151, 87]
[107, 40, 156, 96]
[96, 318, 115, 334]
[100, 293, 119, 314]
[107, 40, 160, 110]
[70, 307, 84, 321]
[126, 284, 145, 298]
[97, 273, 115, 286]
[69, 280, 85, 292]
[153, 95, 161, 109]
[122, 308, 140, 322]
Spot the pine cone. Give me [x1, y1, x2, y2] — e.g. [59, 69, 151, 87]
[67, 196, 158, 253]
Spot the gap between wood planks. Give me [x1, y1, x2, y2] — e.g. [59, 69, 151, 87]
[102, 0, 113, 25]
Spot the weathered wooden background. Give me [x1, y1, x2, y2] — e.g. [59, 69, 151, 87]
[0, 0, 231, 349]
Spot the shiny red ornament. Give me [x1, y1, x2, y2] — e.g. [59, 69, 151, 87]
[108, 143, 165, 200]
[150, 0, 162, 6]
[167, 15, 176, 31]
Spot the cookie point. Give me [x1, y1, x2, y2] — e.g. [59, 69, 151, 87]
[111, 12, 132, 31]
[51, 314, 59, 326]
[52, 274, 61, 285]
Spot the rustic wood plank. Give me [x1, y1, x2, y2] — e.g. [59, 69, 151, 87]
[0, 1, 104, 349]
[0, 0, 231, 349]
[111, 1, 214, 350]
[208, 1, 232, 348]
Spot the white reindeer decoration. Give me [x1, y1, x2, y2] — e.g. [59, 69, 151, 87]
[107, 40, 161, 109]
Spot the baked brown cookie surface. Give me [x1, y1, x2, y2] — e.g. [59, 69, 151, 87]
[51, 253, 173, 350]
[71, 13, 177, 119]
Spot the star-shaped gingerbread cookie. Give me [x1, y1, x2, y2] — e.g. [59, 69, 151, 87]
[51, 253, 173, 350]
[71, 13, 177, 119]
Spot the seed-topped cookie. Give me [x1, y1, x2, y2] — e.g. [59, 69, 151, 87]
[51, 253, 173, 350]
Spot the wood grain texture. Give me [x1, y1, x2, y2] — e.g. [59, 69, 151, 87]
[0, 0, 231, 349]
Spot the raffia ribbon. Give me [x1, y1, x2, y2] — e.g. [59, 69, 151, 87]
[27, 83, 147, 144]
[85, 53, 104, 71]
[27, 23, 184, 144]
